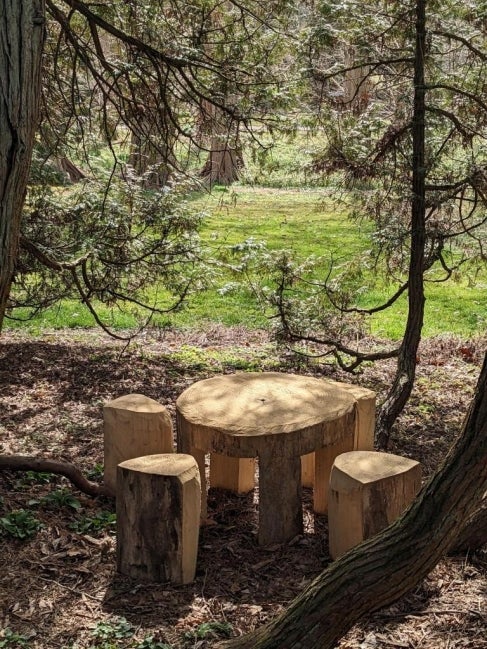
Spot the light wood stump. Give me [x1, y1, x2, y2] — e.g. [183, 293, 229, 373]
[103, 393, 173, 495]
[176, 372, 359, 545]
[116, 453, 201, 584]
[300, 382, 376, 512]
[328, 451, 422, 559]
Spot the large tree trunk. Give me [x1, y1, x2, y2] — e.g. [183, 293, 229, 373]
[376, 0, 427, 447]
[199, 101, 241, 186]
[0, 1, 45, 331]
[218, 346, 487, 649]
[451, 493, 487, 553]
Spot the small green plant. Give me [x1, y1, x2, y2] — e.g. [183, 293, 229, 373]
[135, 636, 172, 649]
[90, 617, 133, 647]
[15, 471, 54, 488]
[70, 510, 116, 535]
[0, 628, 30, 647]
[183, 621, 233, 643]
[0, 510, 43, 540]
[86, 463, 104, 480]
[41, 488, 81, 511]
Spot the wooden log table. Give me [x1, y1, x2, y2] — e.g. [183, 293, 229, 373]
[176, 372, 375, 545]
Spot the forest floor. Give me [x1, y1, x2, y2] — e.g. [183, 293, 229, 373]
[0, 326, 486, 649]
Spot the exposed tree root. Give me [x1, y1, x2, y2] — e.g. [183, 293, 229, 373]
[0, 455, 113, 498]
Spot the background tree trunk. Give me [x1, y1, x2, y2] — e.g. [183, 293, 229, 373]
[0, 0, 45, 331]
[217, 346, 487, 649]
[376, 0, 427, 447]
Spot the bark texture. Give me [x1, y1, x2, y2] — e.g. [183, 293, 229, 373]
[0, 1, 45, 330]
[376, 0, 427, 447]
[217, 349, 487, 649]
[451, 495, 487, 553]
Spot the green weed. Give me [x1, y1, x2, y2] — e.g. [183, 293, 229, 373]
[134, 637, 172, 649]
[89, 617, 133, 648]
[183, 621, 233, 643]
[15, 471, 54, 488]
[0, 628, 30, 648]
[0, 510, 43, 540]
[70, 511, 116, 535]
[40, 488, 82, 511]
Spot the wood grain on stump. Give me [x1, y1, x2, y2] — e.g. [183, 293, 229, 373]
[116, 453, 201, 584]
[328, 450, 422, 559]
[103, 393, 173, 495]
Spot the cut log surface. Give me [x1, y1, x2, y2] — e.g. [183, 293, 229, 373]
[329, 451, 422, 559]
[116, 453, 201, 584]
[177, 372, 364, 544]
[103, 393, 174, 495]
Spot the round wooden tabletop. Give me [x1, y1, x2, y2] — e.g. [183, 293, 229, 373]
[176, 372, 357, 457]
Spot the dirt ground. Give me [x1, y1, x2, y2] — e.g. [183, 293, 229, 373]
[0, 326, 485, 649]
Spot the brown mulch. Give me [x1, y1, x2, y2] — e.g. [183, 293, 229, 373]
[0, 326, 485, 649]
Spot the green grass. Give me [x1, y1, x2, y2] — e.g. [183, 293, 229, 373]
[6, 186, 486, 340]
[361, 282, 487, 340]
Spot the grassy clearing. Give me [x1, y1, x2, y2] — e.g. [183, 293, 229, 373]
[6, 186, 486, 339]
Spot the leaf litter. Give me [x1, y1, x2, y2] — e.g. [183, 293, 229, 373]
[0, 327, 485, 648]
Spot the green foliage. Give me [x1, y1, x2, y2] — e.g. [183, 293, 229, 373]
[89, 618, 133, 648]
[0, 510, 43, 540]
[183, 621, 233, 643]
[15, 471, 54, 488]
[86, 463, 105, 480]
[6, 186, 486, 339]
[0, 629, 30, 648]
[39, 488, 82, 511]
[134, 637, 172, 649]
[12, 173, 208, 335]
[70, 510, 116, 535]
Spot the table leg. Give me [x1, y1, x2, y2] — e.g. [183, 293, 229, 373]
[301, 452, 315, 488]
[210, 454, 255, 493]
[258, 450, 303, 545]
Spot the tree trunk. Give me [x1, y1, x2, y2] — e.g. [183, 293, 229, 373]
[198, 101, 241, 186]
[200, 136, 241, 186]
[0, 1, 45, 331]
[128, 112, 174, 188]
[376, 0, 427, 447]
[217, 347, 487, 649]
[451, 493, 487, 553]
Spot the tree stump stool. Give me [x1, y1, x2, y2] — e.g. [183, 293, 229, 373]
[328, 451, 422, 559]
[300, 382, 376, 491]
[116, 453, 201, 584]
[103, 393, 174, 495]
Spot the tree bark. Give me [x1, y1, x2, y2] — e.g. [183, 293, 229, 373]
[0, 1, 45, 331]
[451, 494, 487, 553]
[376, 0, 427, 447]
[217, 347, 487, 649]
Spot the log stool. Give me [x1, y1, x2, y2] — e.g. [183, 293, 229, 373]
[116, 453, 201, 584]
[300, 382, 376, 500]
[103, 393, 174, 495]
[328, 451, 421, 559]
